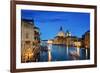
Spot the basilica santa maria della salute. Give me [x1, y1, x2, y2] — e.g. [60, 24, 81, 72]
[57, 26, 71, 37]
[52, 26, 82, 47]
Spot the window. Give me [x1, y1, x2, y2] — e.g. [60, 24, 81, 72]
[26, 32, 29, 39]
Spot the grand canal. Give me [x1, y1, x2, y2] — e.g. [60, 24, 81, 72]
[37, 44, 88, 62]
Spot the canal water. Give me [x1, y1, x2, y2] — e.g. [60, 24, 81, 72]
[38, 44, 88, 62]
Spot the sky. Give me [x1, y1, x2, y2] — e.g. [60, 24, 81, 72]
[21, 10, 90, 40]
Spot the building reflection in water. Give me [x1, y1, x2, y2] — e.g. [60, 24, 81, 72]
[36, 44, 89, 62]
[85, 46, 88, 59]
[37, 38, 89, 62]
[48, 49, 52, 61]
[47, 40, 52, 61]
[66, 46, 69, 55]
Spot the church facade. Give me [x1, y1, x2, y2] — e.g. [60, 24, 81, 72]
[53, 26, 82, 47]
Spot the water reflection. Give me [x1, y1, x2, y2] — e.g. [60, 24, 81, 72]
[48, 44, 52, 61]
[48, 50, 51, 61]
[38, 44, 89, 62]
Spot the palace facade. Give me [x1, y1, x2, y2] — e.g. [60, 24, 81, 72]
[21, 19, 40, 63]
[82, 30, 90, 49]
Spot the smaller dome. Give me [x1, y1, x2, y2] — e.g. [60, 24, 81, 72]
[66, 30, 71, 36]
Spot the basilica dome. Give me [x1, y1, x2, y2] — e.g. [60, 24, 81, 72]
[57, 31, 65, 37]
[57, 26, 65, 37]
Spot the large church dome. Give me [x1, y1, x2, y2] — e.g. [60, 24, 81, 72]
[57, 26, 65, 37]
[57, 31, 65, 37]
